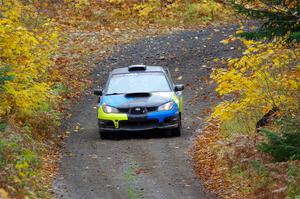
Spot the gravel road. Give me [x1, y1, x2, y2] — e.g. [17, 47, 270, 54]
[53, 25, 241, 199]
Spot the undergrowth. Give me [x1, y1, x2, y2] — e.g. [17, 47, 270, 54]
[194, 0, 300, 196]
[0, 125, 51, 198]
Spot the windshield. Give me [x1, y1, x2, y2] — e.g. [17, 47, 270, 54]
[106, 72, 171, 94]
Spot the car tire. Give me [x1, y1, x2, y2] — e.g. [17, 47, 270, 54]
[172, 115, 181, 137]
[99, 129, 109, 139]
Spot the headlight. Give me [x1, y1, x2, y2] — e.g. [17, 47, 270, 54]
[158, 101, 174, 111]
[102, 104, 119, 113]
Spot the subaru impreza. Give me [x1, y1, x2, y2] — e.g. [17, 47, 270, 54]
[94, 65, 184, 139]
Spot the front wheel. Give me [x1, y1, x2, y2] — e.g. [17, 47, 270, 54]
[99, 129, 109, 139]
[172, 115, 181, 137]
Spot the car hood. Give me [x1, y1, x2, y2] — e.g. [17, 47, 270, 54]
[103, 92, 173, 108]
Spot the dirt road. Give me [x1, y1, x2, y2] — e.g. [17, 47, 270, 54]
[53, 25, 240, 199]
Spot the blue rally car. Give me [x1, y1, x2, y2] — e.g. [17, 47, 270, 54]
[94, 65, 184, 139]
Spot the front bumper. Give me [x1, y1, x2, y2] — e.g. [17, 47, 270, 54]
[98, 115, 179, 132]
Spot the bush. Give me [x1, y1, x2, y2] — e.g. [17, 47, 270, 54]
[259, 117, 300, 162]
[287, 162, 300, 197]
[183, 2, 223, 24]
[0, 129, 45, 198]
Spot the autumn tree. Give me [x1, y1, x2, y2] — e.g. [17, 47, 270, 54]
[0, 0, 59, 118]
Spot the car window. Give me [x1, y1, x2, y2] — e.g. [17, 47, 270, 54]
[106, 72, 171, 94]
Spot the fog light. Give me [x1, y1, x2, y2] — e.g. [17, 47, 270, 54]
[164, 116, 178, 124]
[171, 117, 178, 122]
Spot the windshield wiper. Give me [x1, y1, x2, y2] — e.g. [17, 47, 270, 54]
[105, 92, 124, 96]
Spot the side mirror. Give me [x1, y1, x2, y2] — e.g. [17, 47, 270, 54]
[94, 89, 103, 96]
[174, 84, 184, 92]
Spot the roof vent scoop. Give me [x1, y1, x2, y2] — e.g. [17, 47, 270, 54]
[128, 65, 147, 72]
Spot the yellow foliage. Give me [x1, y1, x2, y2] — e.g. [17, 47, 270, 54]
[0, 0, 59, 117]
[198, 1, 223, 16]
[133, 0, 157, 18]
[211, 38, 300, 122]
[64, 0, 90, 9]
[107, 0, 125, 5]
[0, 188, 10, 199]
[75, 0, 90, 8]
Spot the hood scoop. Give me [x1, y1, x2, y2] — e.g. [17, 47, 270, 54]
[125, 92, 151, 98]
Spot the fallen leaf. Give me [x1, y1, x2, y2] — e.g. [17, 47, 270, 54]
[177, 76, 182, 80]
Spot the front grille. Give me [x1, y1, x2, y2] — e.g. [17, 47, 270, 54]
[147, 106, 158, 112]
[130, 107, 146, 114]
[117, 106, 157, 114]
[118, 108, 130, 113]
[119, 119, 158, 129]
